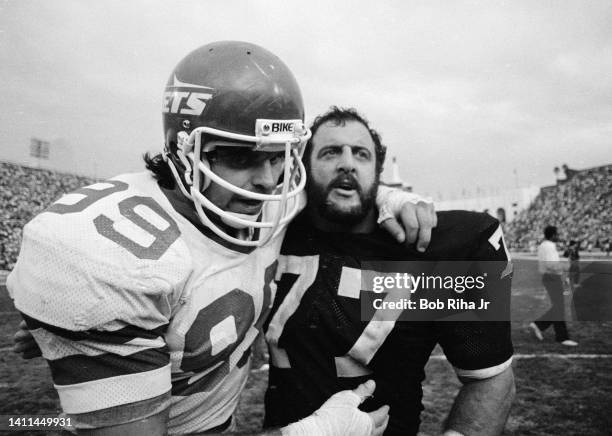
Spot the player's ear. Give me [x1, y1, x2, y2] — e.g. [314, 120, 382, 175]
[377, 144, 387, 175]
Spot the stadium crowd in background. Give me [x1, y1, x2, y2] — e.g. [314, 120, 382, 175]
[506, 164, 612, 251]
[0, 162, 97, 270]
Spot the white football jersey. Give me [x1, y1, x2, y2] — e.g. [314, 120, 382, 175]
[8, 172, 289, 434]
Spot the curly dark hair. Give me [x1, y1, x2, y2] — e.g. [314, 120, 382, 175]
[303, 106, 387, 175]
[143, 152, 175, 189]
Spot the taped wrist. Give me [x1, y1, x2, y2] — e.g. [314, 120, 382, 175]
[376, 186, 431, 221]
[281, 391, 372, 436]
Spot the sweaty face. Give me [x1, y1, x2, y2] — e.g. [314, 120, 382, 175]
[306, 120, 378, 225]
[203, 146, 285, 215]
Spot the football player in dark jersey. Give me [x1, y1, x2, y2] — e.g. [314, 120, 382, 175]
[264, 107, 515, 436]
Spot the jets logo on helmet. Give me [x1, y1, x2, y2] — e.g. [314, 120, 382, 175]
[161, 41, 310, 247]
[162, 75, 214, 117]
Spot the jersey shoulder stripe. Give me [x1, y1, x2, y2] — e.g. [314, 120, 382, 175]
[49, 346, 170, 385]
[56, 364, 172, 415]
[22, 313, 167, 344]
[66, 392, 171, 429]
[427, 211, 507, 260]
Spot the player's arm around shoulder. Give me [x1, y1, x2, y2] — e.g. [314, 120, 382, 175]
[375, 186, 437, 251]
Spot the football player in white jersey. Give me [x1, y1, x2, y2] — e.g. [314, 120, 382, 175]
[8, 42, 435, 435]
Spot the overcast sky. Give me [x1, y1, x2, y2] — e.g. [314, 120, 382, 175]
[1, 0, 610, 199]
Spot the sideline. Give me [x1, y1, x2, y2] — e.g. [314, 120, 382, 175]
[429, 353, 612, 360]
[511, 253, 612, 262]
[251, 353, 612, 372]
[5, 348, 610, 360]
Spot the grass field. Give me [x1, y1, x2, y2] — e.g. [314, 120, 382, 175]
[1, 257, 611, 435]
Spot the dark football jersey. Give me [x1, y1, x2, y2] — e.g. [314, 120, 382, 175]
[263, 210, 513, 436]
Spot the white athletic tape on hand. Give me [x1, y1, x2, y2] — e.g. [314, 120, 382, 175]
[443, 430, 465, 436]
[376, 188, 432, 225]
[282, 390, 373, 436]
[376, 204, 394, 225]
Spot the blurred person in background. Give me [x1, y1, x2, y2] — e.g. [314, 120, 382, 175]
[563, 240, 581, 293]
[529, 225, 578, 346]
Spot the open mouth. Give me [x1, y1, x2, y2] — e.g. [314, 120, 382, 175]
[330, 178, 359, 196]
[234, 197, 264, 213]
[333, 187, 356, 196]
[237, 198, 262, 206]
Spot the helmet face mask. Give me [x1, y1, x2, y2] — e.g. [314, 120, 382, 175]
[162, 41, 310, 246]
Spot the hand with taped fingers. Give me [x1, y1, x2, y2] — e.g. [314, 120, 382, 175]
[347, 380, 389, 436]
[13, 320, 42, 359]
[282, 379, 389, 436]
[379, 199, 437, 252]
